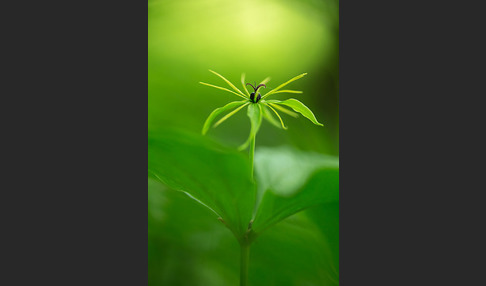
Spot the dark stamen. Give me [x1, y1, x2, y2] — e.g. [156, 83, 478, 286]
[247, 83, 266, 103]
[255, 84, 266, 93]
[246, 83, 256, 91]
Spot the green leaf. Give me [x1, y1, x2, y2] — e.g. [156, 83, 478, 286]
[267, 98, 323, 126]
[251, 211, 339, 285]
[305, 202, 340, 280]
[251, 146, 338, 234]
[264, 103, 287, 129]
[267, 102, 299, 118]
[238, 104, 263, 151]
[202, 101, 246, 135]
[261, 104, 282, 129]
[148, 130, 256, 241]
[213, 102, 249, 128]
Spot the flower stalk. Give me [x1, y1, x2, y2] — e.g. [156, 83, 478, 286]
[249, 135, 256, 181]
[240, 242, 250, 286]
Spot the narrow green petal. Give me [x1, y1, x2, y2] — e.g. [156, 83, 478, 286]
[259, 77, 271, 85]
[261, 104, 282, 129]
[214, 102, 250, 127]
[265, 103, 287, 130]
[271, 90, 303, 95]
[273, 98, 323, 126]
[202, 101, 247, 135]
[262, 73, 307, 99]
[268, 102, 299, 118]
[209, 69, 247, 97]
[241, 73, 251, 97]
[199, 82, 248, 100]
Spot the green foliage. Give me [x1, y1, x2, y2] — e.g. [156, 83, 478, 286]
[148, 130, 338, 243]
[153, 71, 332, 286]
[148, 178, 241, 286]
[148, 130, 256, 240]
[252, 146, 338, 233]
[202, 101, 248, 135]
[266, 98, 324, 126]
[201, 70, 323, 148]
[251, 213, 339, 286]
[306, 202, 340, 278]
[261, 104, 283, 129]
[149, 0, 339, 284]
[148, 177, 339, 286]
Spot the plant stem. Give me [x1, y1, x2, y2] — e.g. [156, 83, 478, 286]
[240, 242, 250, 286]
[241, 134, 255, 286]
[249, 135, 256, 180]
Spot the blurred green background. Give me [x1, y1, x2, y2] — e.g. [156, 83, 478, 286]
[148, 0, 339, 285]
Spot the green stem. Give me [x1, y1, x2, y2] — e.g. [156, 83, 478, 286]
[249, 135, 256, 180]
[240, 242, 250, 286]
[242, 134, 256, 285]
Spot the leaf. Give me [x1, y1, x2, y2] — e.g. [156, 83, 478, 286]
[199, 82, 248, 100]
[305, 202, 340, 281]
[261, 104, 282, 129]
[213, 102, 250, 128]
[267, 102, 299, 118]
[262, 73, 307, 99]
[251, 211, 339, 285]
[251, 146, 338, 234]
[267, 98, 323, 126]
[209, 69, 247, 97]
[148, 129, 256, 241]
[264, 103, 287, 129]
[238, 104, 263, 151]
[202, 101, 246, 135]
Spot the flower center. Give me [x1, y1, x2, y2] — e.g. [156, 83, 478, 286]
[246, 83, 266, 103]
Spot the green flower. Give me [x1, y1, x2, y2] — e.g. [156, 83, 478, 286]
[200, 70, 323, 150]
